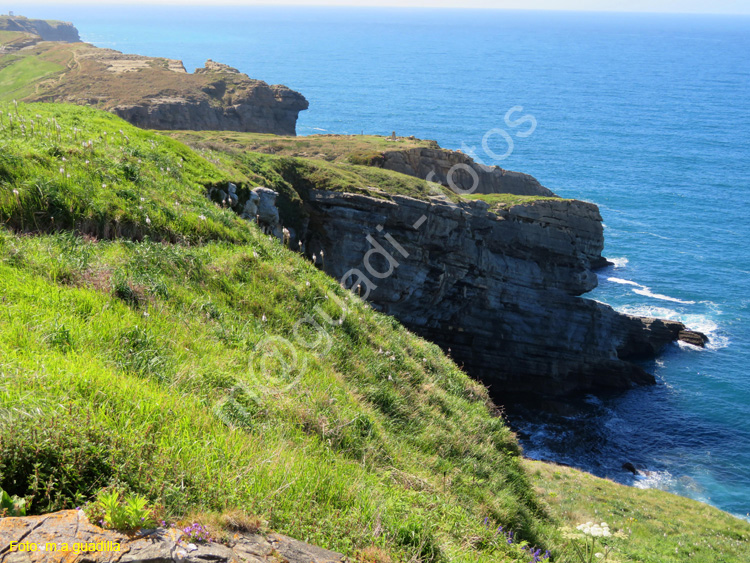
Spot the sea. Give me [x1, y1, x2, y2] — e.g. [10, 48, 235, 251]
[22, 4, 750, 520]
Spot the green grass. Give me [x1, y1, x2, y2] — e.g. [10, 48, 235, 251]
[462, 193, 561, 210]
[0, 55, 64, 101]
[525, 460, 750, 562]
[0, 102, 553, 562]
[0, 31, 32, 44]
[168, 131, 438, 163]
[1, 101, 749, 563]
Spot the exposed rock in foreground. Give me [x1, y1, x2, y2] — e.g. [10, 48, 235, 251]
[299, 189, 706, 396]
[0, 511, 345, 563]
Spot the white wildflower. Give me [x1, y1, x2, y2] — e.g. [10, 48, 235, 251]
[145, 216, 151, 225]
[59, 167, 65, 174]
[12, 189, 19, 196]
[261, 314, 267, 322]
[198, 214, 206, 221]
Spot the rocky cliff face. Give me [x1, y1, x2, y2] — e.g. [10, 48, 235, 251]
[297, 189, 704, 396]
[24, 45, 308, 135]
[109, 61, 308, 135]
[381, 147, 557, 196]
[0, 16, 80, 42]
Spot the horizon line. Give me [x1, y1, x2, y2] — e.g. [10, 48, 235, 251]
[13, 2, 750, 17]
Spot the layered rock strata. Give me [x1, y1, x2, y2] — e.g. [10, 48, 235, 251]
[299, 190, 705, 396]
[381, 147, 556, 197]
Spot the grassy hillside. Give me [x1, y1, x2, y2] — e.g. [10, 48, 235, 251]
[169, 130, 438, 162]
[526, 460, 750, 562]
[0, 102, 551, 562]
[1, 102, 749, 563]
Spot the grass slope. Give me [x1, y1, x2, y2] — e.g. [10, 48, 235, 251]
[1, 102, 749, 563]
[0, 102, 550, 562]
[526, 460, 750, 562]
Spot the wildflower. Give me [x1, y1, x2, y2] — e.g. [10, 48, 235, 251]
[12, 189, 19, 196]
[140, 197, 145, 202]
[59, 167, 65, 174]
[145, 216, 151, 225]
[262, 314, 267, 322]
[61, 157, 66, 161]
[198, 214, 206, 221]
[102, 183, 107, 188]
[85, 160, 90, 165]
[306, 281, 310, 287]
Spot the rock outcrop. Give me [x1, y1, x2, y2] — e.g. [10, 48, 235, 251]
[381, 147, 556, 197]
[298, 190, 705, 396]
[19, 41, 308, 135]
[0, 16, 80, 42]
[0, 511, 345, 563]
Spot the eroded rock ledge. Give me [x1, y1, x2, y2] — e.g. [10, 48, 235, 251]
[300, 189, 705, 396]
[0, 511, 345, 563]
[0, 17, 308, 136]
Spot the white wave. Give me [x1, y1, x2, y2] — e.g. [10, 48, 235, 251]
[633, 469, 675, 491]
[609, 257, 629, 268]
[632, 287, 696, 305]
[608, 276, 642, 287]
[616, 306, 729, 350]
[606, 277, 695, 304]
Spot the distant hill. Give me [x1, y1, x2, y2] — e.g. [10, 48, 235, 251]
[0, 14, 80, 42]
[0, 17, 308, 135]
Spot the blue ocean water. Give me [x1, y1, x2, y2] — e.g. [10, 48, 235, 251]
[23, 5, 750, 519]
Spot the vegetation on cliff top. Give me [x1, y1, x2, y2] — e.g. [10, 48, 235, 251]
[1, 102, 749, 562]
[0, 102, 549, 562]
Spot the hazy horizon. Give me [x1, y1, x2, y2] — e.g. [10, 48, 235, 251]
[10, 1, 750, 16]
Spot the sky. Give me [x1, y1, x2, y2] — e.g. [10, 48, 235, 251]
[11, 0, 750, 15]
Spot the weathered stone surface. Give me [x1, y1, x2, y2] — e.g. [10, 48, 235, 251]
[27, 50, 308, 136]
[300, 189, 704, 395]
[0, 512, 346, 563]
[381, 147, 557, 197]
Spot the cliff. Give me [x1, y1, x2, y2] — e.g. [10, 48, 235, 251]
[299, 188, 703, 396]
[0, 30, 307, 135]
[381, 146, 557, 196]
[162, 131, 706, 396]
[0, 15, 80, 42]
